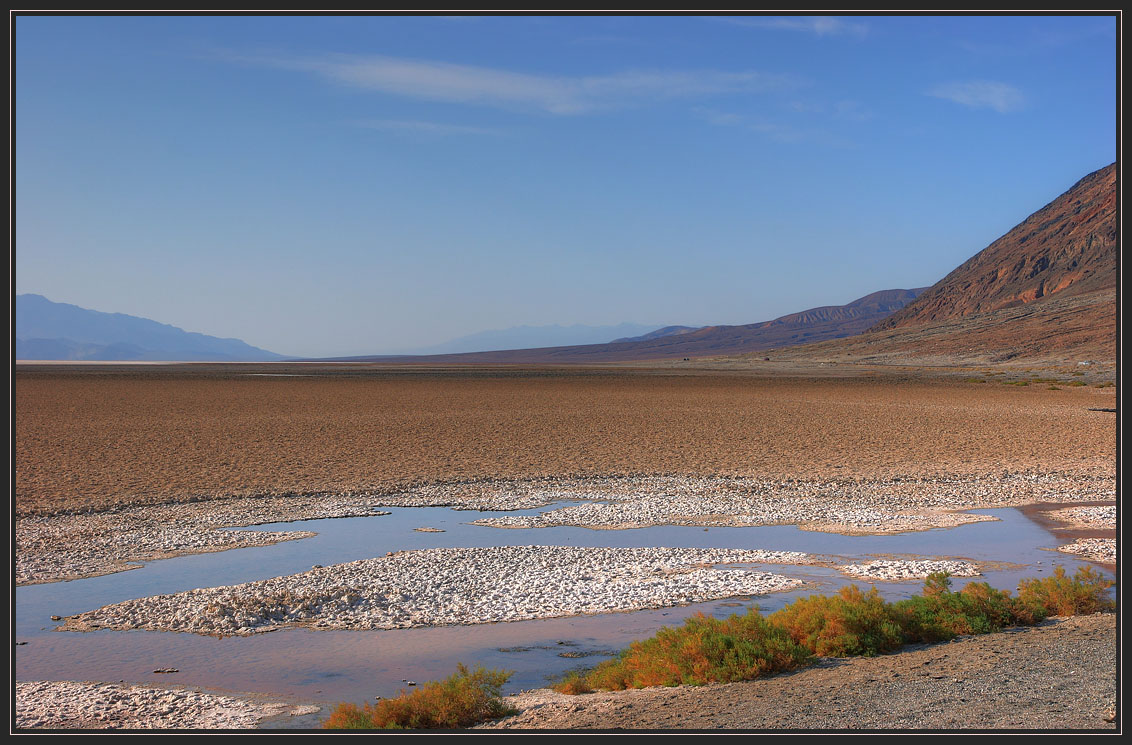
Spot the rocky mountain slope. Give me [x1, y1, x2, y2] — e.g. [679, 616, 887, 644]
[873, 164, 1116, 332]
[764, 163, 1117, 366]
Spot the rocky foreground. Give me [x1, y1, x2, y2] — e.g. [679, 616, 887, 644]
[481, 613, 1117, 730]
[14, 681, 319, 730]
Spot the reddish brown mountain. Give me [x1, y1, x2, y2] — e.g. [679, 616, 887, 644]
[770, 163, 1117, 365]
[873, 163, 1116, 332]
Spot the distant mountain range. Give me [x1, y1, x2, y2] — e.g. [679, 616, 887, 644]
[398, 322, 676, 356]
[612, 325, 702, 343]
[322, 287, 926, 364]
[15, 294, 286, 361]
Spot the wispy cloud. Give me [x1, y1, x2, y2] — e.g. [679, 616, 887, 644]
[354, 119, 505, 136]
[724, 16, 869, 38]
[928, 80, 1025, 113]
[231, 52, 800, 115]
[787, 99, 874, 122]
[692, 107, 853, 147]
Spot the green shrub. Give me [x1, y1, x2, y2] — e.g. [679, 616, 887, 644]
[553, 671, 595, 695]
[555, 610, 812, 691]
[323, 702, 377, 729]
[892, 573, 1026, 643]
[1017, 566, 1115, 617]
[324, 664, 515, 730]
[768, 585, 904, 657]
[553, 566, 1114, 696]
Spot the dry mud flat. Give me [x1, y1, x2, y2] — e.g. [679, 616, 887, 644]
[482, 614, 1117, 731]
[14, 681, 318, 730]
[14, 366, 1116, 515]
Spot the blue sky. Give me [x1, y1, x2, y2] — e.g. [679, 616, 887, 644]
[15, 13, 1117, 357]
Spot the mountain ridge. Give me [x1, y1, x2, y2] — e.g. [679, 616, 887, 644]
[15, 294, 286, 361]
[316, 287, 925, 363]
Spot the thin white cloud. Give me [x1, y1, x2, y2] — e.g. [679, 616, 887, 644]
[787, 99, 874, 121]
[725, 16, 869, 37]
[692, 107, 853, 147]
[928, 81, 1025, 114]
[355, 119, 505, 136]
[234, 53, 800, 115]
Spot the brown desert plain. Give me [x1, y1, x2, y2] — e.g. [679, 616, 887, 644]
[13, 362, 1117, 516]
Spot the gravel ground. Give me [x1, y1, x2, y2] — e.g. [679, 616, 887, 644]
[464, 473, 1113, 533]
[14, 681, 317, 730]
[57, 546, 809, 636]
[1042, 505, 1117, 529]
[1057, 538, 1117, 565]
[837, 560, 980, 581]
[481, 613, 1117, 730]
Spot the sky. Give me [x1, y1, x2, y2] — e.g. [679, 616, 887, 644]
[14, 13, 1118, 358]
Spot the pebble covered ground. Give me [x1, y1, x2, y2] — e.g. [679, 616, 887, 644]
[1056, 538, 1117, 565]
[1042, 504, 1116, 529]
[837, 559, 980, 581]
[458, 473, 1113, 533]
[58, 546, 808, 637]
[13, 681, 316, 730]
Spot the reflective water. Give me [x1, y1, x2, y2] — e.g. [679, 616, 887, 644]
[14, 502, 1113, 728]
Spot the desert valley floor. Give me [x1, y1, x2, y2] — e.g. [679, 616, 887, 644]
[13, 362, 1118, 730]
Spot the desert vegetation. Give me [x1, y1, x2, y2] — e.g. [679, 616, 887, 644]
[323, 664, 515, 730]
[549, 567, 1113, 695]
[320, 567, 1112, 729]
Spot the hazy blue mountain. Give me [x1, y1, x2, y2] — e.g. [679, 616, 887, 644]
[15, 294, 286, 361]
[399, 322, 670, 355]
[612, 325, 702, 343]
[330, 287, 927, 364]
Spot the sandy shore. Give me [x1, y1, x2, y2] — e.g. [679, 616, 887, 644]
[14, 681, 319, 730]
[481, 613, 1117, 730]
